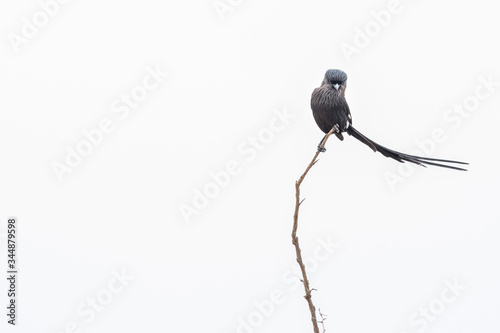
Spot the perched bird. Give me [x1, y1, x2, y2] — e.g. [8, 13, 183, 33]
[311, 69, 468, 170]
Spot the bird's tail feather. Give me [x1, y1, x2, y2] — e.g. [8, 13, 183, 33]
[347, 126, 468, 171]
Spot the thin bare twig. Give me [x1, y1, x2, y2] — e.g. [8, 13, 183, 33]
[292, 125, 338, 333]
[319, 309, 328, 333]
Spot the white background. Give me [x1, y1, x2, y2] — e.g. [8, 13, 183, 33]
[0, 0, 499, 332]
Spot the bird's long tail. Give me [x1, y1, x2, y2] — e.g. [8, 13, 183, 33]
[347, 126, 468, 171]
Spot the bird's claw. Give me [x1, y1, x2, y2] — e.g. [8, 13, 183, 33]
[317, 145, 326, 153]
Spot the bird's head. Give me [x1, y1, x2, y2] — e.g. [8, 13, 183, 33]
[323, 69, 347, 91]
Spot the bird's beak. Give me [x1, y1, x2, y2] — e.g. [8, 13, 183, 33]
[333, 83, 340, 90]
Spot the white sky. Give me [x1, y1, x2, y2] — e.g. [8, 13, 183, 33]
[0, 0, 499, 332]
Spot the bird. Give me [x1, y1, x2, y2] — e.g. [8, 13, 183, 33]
[311, 69, 468, 171]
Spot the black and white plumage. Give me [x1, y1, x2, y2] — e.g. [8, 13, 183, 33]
[311, 69, 468, 171]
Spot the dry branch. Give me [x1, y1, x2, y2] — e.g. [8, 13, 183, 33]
[291, 125, 338, 333]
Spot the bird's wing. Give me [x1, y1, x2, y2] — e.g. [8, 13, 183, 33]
[337, 98, 352, 131]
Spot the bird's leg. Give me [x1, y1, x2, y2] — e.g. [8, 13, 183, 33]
[317, 124, 340, 153]
[317, 135, 327, 152]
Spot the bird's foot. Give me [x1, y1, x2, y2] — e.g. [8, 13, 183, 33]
[332, 124, 340, 133]
[317, 145, 326, 153]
